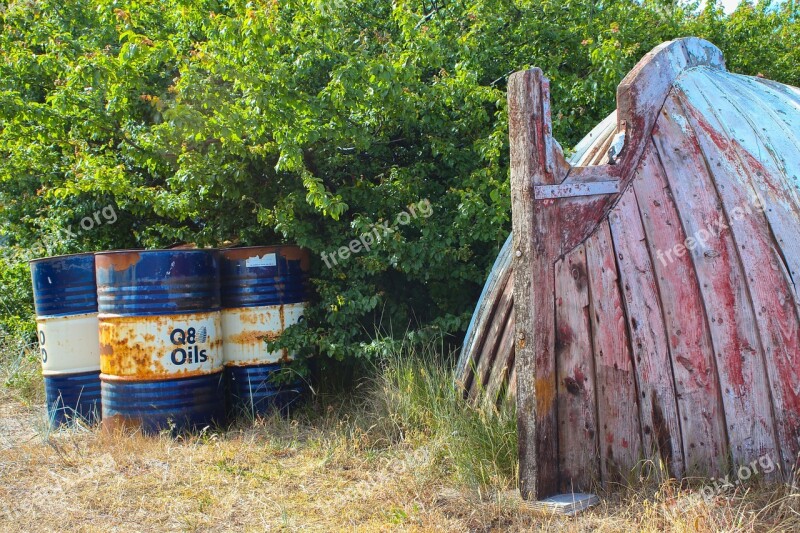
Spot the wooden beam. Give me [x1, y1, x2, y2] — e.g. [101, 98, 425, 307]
[510, 68, 564, 500]
[585, 221, 643, 484]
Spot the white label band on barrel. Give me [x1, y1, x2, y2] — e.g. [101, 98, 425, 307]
[37, 313, 101, 376]
[99, 311, 223, 379]
[221, 302, 305, 365]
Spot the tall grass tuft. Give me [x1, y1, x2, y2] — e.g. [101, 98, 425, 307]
[365, 334, 518, 490]
[0, 329, 42, 405]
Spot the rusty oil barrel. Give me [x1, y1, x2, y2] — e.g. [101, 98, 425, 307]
[30, 253, 101, 427]
[219, 246, 310, 416]
[95, 250, 225, 433]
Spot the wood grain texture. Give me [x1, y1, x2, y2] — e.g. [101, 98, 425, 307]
[456, 235, 513, 392]
[554, 245, 599, 492]
[481, 305, 516, 411]
[456, 113, 619, 403]
[470, 39, 800, 497]
[633, 145, 727, 476]
[468, 278, 514, 400]
[509, 68, 563, 499]
[585, 221, 643, 483]
[615, 38, 724, 174]
[608, 187, 685, 478]
[651, 100, 782, 471]
[669, 84, 800, 472]
[693, 71, 800, 304]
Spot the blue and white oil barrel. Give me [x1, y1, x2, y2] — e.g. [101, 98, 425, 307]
[95, 250, 225, 433]
[219, 246, 310, 416]
[30, 253, 101, 427]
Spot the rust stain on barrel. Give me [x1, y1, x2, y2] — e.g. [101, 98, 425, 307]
[228, 330, 280, 346]
[95, 251, 142, 272]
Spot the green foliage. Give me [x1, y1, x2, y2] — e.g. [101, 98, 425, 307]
[0, 246, 36, 340]
[0, 0, 798, 360]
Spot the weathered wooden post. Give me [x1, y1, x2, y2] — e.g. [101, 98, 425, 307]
[509, 68, 566, 500]
[509, 68, 625, 499]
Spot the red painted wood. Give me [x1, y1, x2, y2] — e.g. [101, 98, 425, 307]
[609, 187, 685, 478]
[701, 71, 800, 299]
[648, 107, 781, 470]
[585, 221, 643, 483]
[633, 146, 727, 475]
[691, 70, 800, 318]
[667, 86, 800, 472]
[509, 68, 562, 499]
[555, 245, 600, 491]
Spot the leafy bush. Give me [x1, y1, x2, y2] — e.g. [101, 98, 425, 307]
[1, 0, 797, 360]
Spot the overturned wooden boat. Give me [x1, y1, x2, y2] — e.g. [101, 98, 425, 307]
[460, 37, 800, 500]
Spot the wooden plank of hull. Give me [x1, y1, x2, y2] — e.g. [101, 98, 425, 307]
[555, 245, 599, 492]
[456, 113, 619, 403]
[615, 38, 724, 174]
[650, 101, 781, 471]
[457, 236, 513, 393]
[633, 146, 728, 476]
[508, 364, 518, 402]
[709, 72, 800, 305]
[584, 221, 643, 483]
[609, 188, 685, 478]
[481, 302, 516, 411]
[668, 85, 800, 472]
[572, 112, 619, 167]
[469, 277, 514, 400]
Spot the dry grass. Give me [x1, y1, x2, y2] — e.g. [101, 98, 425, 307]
[2, 390, 800, 532]
[1, 338, 800, 531]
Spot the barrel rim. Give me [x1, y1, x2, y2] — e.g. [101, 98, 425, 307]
[94, 248, 219, 256]
[29, 251, 96, 265]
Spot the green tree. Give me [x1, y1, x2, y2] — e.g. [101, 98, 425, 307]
[1, 0, 797, 359]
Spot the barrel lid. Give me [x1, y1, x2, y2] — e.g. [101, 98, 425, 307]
[95, 248, 218, 256]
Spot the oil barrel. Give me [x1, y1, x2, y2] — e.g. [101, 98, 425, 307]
[95, 249, 225, 433]
[30, 253, 101, 427]
[219, 246, 310, 417]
